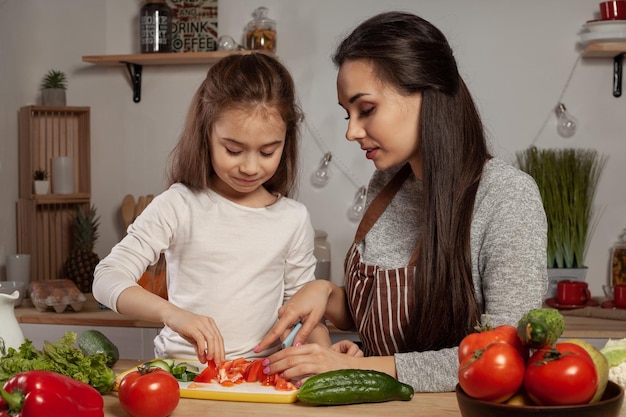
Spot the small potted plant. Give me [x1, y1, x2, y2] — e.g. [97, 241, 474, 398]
[33, 168, 49, 195]
[40, 69, 67, 106]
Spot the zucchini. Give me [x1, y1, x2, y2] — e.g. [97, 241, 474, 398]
[517, 308, 565, 348]
[78, 329, 120, 367]
[297, 369, 414, 405]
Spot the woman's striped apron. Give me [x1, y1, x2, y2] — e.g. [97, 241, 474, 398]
[344, 164, 418, 356]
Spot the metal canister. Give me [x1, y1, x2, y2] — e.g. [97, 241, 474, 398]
[140, 0, 172, 53]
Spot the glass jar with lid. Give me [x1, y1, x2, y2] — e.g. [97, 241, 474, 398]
[244, 6, 276, 52]
[610, 228, 626, 286]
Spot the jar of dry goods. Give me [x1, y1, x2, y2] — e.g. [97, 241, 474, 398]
[140, 0, 172, 53]
[610, 229, 626, 286]
[244, 6, 276, 52]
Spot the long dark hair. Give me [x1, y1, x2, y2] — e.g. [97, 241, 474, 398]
[333, 12, 490, 351]
[168, 52, 302, 197]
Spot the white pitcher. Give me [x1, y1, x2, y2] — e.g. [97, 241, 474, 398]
[0, 291, 25, 352]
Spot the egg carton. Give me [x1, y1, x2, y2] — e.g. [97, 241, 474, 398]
[28, 279, 87, 313]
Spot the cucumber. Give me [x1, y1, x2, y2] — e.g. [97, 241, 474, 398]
[78, 329, 120, 367]
[517, 308, 565, 348]
[297, 369, 414, 405]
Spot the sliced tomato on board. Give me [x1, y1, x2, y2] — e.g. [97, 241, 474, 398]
[245, 359, 265, 383]
[274, 374, 296, 391]
[193, 359, 218, 383]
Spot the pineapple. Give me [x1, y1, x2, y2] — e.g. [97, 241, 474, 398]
[63, 205, 100, 293]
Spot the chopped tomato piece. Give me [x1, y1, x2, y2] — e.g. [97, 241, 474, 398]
[194, 359, 219, 383]
[245, 359, 265, 383]
[274, 374, 296, 391]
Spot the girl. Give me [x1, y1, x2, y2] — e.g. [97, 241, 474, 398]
[256, 12, 547, 392]
[93, 53, 330, 365]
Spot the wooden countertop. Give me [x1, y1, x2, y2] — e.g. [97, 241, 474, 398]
[14, 294, 626, 340]
[105, 360, 461, 417]
[104, 360, 626, 417]
[15, 294, 162, 328]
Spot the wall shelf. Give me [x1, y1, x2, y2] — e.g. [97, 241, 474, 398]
[82, 51, 258, 102]
[580, 42, 626, 97]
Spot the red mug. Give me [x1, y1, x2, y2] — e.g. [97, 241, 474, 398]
[600, 1, 626, 20]
[615, 284, 626, 309]
[557, 280, 590, 305]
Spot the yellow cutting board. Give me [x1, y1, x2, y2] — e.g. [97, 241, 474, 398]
[115, 360, 298, 404]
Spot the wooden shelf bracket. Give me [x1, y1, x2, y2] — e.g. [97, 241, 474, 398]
[614, 53, 624, 98]
[124, 62, 143, 103]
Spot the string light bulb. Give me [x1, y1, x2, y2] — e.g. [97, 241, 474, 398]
[555, 103, 577, 138]
[347, 186, 367, 222]
[311, 152, 332, 188]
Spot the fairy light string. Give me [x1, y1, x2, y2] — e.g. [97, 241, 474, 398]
[303, 119, 367, 222]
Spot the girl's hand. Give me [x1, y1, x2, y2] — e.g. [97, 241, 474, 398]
[255, 280, 333, 353]
[165, 308, 225, 364]
[330, 340, 364, 357]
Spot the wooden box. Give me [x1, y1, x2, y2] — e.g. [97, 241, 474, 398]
[18, 106, 91, 200]
[17, 106, 91, 281]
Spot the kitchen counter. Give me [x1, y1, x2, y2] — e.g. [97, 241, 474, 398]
[104, 360, 626, 417]
[15, 295, 626, 339]
[105, 360, 461, 417]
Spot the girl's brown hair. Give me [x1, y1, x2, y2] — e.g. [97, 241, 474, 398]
[333, 12, 490, 351]
[167, 53, 303, 197]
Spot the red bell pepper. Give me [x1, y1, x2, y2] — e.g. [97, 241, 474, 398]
[0, 370, 103, 417]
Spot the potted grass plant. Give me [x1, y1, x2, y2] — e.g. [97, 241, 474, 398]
[516, 147, 607, 298]
[33, 168, 49, 195]
[40, 69, 67, 106]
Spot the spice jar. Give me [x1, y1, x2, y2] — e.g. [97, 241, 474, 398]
[140, 0, 172, 53]
[244, 6, 276, 52]
[314, 230, 331, 281]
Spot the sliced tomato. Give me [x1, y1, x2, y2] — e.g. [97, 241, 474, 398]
[260, 373, 276, 386]
[274, 374, 296, 391]
[193, 359, 218, 383]
[245, 359, 265, 383]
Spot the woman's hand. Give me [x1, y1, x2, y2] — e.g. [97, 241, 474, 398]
[255, 280, 333, 353]
[262, 342, 358, 381]
[330, 340, 364, 357]
[164, 308, 225, 365]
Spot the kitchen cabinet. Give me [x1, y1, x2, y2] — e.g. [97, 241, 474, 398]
[580, 42, 626, 97]
[82, 51, 259, 102]
[17, 106, 91, 281]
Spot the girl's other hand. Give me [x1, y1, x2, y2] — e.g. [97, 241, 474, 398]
[165, 308, 225, 364]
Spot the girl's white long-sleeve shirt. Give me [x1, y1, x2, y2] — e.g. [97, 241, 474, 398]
[93, 183, 317, 360]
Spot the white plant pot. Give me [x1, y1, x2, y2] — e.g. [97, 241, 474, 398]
[33, 180, 49, 195]
[546, 267, 588, 300]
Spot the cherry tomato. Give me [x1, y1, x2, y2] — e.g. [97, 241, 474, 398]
[458, 342, 525, 403]
[524, 342, 598, 406]
[458, 324, 528, 363]
[118, 368, 180, 417]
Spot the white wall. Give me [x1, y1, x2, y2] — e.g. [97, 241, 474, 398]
[1, 0, 625, 298]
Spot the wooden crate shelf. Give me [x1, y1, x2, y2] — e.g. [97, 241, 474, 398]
[18, 106, 91, 199]
[17, 106, 91, 281]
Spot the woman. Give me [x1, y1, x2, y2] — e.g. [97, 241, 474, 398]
[255, 11, 547, 392]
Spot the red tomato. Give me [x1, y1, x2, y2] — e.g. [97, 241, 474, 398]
[458, 342, 525, 403]
[458, 324, 528, 363]
[274, 374, 296, 391]
[245, 359, 265, 383]
[194, 359, 218, 383]
[524, 342, 598, 406]
[118, 368, 180, 417]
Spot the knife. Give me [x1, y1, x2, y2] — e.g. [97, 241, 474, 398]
[281, 322, 302, 349]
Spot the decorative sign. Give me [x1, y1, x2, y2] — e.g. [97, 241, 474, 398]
[166, 0, 218, 52]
